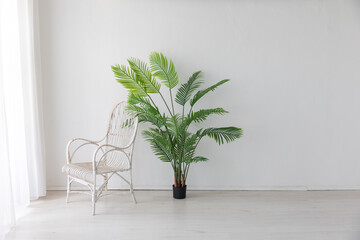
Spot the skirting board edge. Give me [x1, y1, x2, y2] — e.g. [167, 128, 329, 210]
[47, 185, 360, 191]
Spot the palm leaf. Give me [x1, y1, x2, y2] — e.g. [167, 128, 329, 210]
[190, 79, 229, 107]
[128, 58, 161, 93]
[127, 104, 166, 129]
[167, 114, 181, 138]
[111, 64, 147, 97]
[149, 52, 179, 89]
[143, 129, 173, 162]
[127, 92, 152, 106]
[175, 71, 202, 106]
[185, 156, 208, 164]
[201, 127, 242, 145]
[127, 93, 162, 120]
[182, 133, 199, 160]
[185, 108, 228, 125]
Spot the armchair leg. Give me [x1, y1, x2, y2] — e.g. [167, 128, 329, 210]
[66, 176, 71, 203]
[92, 175, 97, 216]
[130, 170, 137, 204]
[104, 174, 108, 191]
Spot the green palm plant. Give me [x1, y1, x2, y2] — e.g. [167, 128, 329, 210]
[112, 52, 242, 189]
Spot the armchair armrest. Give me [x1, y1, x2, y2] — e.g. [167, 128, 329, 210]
[92, 144, 132, 171]
[66, 137, 104, 164]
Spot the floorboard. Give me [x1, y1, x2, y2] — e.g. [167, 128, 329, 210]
[5, 190, 360, 240]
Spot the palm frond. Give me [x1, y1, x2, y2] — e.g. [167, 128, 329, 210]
[127, 92, 152, 106]
[182, 133, 199, 160]
[128, 58, 161, 93]
[190, 79, 229, 107]
[201, 127, 242, 145]
[175, 71, 202, 106]
[127, 92, 162, 120]
[127, 104, 166, 129]
[185, 108, 228, 125]
[149, 52, 179, 89]
[167, 114, 181, 138]
[111, 64, 147, 97]
[143, 129, 173, 162]
[185, 156, 208, 164]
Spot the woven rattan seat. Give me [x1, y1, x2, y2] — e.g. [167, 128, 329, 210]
[62, 162, 130, 184]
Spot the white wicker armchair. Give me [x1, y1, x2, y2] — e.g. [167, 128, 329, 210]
[62, 101, 138, 215]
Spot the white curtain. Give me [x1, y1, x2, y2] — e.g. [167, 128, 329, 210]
[0, 0, 46, 238]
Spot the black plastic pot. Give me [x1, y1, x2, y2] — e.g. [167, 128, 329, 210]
[172, 185, 187, 199]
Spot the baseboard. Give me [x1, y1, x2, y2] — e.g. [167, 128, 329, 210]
[46, 185, 360, 191]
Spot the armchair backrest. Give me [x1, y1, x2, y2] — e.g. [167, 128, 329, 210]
[103, 101, 138, 168]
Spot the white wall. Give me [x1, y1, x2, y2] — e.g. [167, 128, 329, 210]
[39, 0, 360, 190]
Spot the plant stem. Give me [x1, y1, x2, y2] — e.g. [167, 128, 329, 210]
[182, 105, 185, 121]
[144, 83, 172, 117]
[146, 94, 157, 108]
[184, 163, 190, 181]
[181, 171, 185, 187]
[189, 105, 194, 116]
[159, 92, 173, 116]
[184, 136, 203, 180]
[174, 173, 177, 187]
[169, 89, 175, 115]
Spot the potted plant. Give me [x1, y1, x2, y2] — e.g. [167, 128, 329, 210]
[112, 52, 242, 199]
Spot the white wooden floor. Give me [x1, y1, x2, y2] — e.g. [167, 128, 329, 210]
[5, 190, 360, 240]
